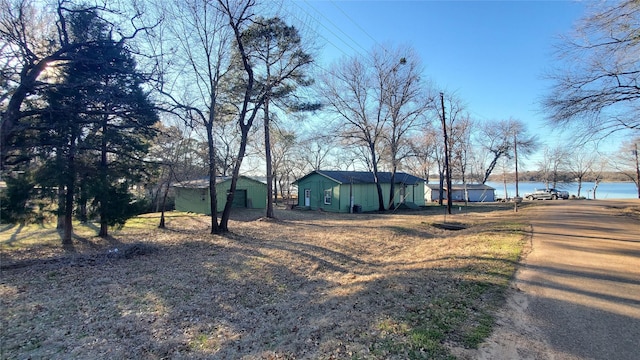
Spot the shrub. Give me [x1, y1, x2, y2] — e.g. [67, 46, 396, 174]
[0, 176, 35, 223]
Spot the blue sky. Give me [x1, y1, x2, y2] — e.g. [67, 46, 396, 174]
[283, 1, 600, 164]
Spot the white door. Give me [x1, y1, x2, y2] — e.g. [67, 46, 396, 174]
[304, 189, 311, 206]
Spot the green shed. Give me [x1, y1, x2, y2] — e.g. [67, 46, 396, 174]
[293, 170, 426, 213]
[173, 176, 267, 215]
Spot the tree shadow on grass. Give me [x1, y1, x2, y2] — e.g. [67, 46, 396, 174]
[4, 230, 637, 360]
[4, 202, 639, 359]
[1, 222, 25, 247]
[0, 211, 538, 359]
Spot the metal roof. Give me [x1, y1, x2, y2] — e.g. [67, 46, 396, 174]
[173, 176, 266, 189]
[425, 183, 496, 190]
[295, 170, 425, 185]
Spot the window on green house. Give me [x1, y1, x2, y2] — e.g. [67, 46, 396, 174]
[324, 189, 332, 205]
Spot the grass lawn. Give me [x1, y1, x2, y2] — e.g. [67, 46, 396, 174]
[1, 204, 529, 359]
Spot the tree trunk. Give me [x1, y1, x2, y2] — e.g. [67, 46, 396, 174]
[158, 179, 170, 229]
[278, 174, 286, 203]
[264, 98, 274, 218]
[273, 172, 278, 205]
[577, 177, 583, 198]
[0, 62, 48, 158]
[57, 186, 65, 230]
[62, 130, 78, 245]
[219, 124, 252, 232]
[387, 136, 398, 209]
[154, 172, 165, 213]
[219, 0, 265, 231]
[440, 93, 452, 214]
[438, 170, 444, 206]
[63, 186, 74, 244]
[99, 121, 109, 238]
[482, 153, 501, 184]
[388, 166, 397, 210]
[369, 143, 385, 212]
[374, 177, 385, 212]
[206, 118, 220, 234]
[77, 180, 88, 223]
[99, 223, 108, 237]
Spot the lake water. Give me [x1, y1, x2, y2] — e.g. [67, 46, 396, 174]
[486, 181, 639, 200]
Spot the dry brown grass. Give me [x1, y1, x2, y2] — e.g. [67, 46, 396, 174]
[1, 205, 528, 359]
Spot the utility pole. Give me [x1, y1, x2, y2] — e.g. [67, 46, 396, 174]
[440, 92, 452, 215]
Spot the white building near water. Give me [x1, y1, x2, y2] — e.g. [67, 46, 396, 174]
[425, 183, 496, 203]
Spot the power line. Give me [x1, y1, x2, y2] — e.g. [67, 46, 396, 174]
[276, 5, 341, 74]
[288, 1, 369, 60]
[328, 0, 380, 48]
[302, 0, 371, 57]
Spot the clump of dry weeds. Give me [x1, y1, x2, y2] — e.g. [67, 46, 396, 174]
[1, 206, 526, 359]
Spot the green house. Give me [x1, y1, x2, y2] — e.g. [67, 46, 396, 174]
[293, 170, 426, 213]
[173, 176, 267, 215]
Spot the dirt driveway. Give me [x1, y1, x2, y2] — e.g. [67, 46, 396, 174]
[473, 200, 640, 360]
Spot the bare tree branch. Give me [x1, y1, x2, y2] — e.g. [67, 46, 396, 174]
[544, 0, 640, 139]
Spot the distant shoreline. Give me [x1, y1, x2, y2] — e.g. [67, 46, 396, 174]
[486, 181, 638, 200]
[487, 170, 636, 183]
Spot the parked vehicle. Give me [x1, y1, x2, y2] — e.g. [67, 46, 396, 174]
[525, 188, 569, 200]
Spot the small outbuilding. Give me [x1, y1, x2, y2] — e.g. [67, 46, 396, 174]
[293, 170, 426, 213]
[173, 176, 267, 215]
[425, 183, 496, 203]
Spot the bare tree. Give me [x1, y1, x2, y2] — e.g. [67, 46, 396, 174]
[270, 127, 297, 202]
[544, 0, 640, 138]
[566, 147, 596, 197]
[433, 92, 468, 212]
[252, 122, 298, 203]
[151, 0, 234, 234]
[537, 145, 567, 189]
[320, 55, 387, 211]
[213, 114, 241, 177]
[449, 114, 474, 185]
[321, 44, 430, 211]
[590, 158, 609, 199]
[405, 122, 439, 184]
[372, 45, 432, 208]
[611, 138, 640, 198]
[478, 118, 538, 184]
[549, 146, 568, 189]
[297, 134, 337, 172]
[147, 121, 208, 228]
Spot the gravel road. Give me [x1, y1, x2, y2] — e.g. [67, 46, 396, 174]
[473, 200, 640, 360]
